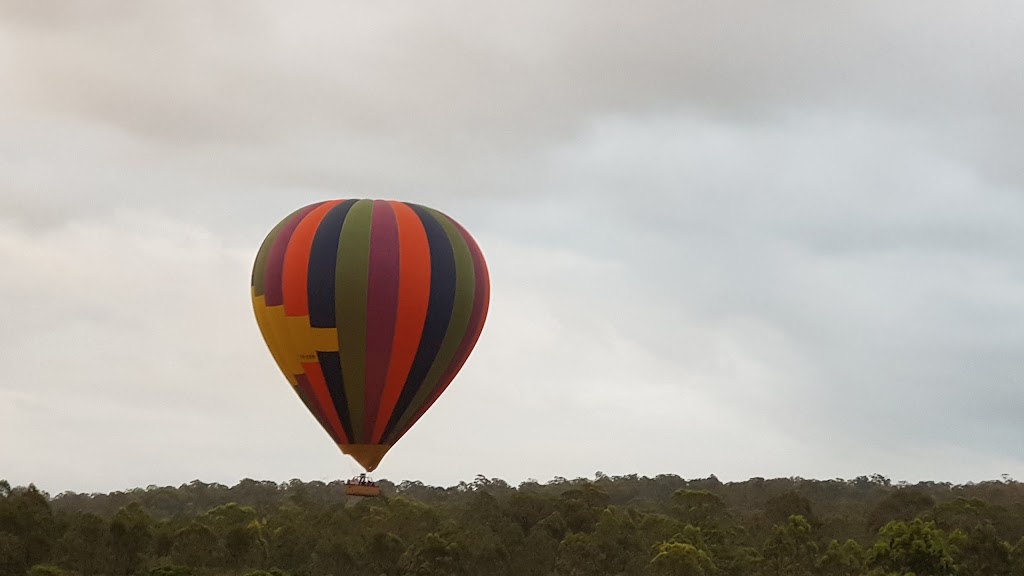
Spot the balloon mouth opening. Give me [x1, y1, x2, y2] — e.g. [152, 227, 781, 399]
[339, 444, 391, 472]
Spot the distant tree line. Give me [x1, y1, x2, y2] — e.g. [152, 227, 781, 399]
[4, 472, 1024, 575]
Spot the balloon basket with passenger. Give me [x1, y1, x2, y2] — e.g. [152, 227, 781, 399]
[345, 473, 381, 497]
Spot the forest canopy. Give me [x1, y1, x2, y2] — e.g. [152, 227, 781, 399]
[3, 473, 1024, 576]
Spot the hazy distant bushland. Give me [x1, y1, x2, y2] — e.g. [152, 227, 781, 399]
[4, 473, 1024, 575]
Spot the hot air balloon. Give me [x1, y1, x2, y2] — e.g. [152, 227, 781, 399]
[250, 199, 490, 496]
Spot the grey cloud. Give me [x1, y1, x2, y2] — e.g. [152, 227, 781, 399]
[4, 1, 1022, 222]
[2, 1, 1024, 492]
[488, 110, 1024, 477]
[4, 1, 1023, 144]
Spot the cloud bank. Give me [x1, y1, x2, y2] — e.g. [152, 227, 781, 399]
[1, 0, 1022, 493]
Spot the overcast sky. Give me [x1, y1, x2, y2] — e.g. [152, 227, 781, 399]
[2, 0, 1024, 495]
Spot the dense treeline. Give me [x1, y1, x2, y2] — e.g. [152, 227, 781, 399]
[4, 472, 1024, 575]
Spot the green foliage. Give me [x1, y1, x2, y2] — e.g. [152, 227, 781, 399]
[868, 489, 936, 532]
[954, 521, 1013, 576]
[27, 565, 73, 576]
[817, 538, 865, 576]
[673, 489, 729, 529]
[4, 474, 1024, 575]
[867, 518, 957, 575]
[759, 515, 818, 576]
[400, 532, 466, 576]
[148, 566, 194, 576]
[648, 541, 716, 576]
[109, 501, 153, 576]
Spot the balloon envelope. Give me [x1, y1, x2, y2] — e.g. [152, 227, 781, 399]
[250, 199, 490, 472]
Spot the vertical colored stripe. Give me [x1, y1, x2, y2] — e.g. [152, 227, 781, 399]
[439, 219, 490, 390]
[308, 200, 357, 328]
[301, 361, 349, 444]
[372, 202, 432, 442]
[253, 209, 309, 385]
[283, 200, 342, 317]
[264, 203, 322, 307]
[381, 203, 458, 439]
[363, 200, 401, 442]
[394, 220, 490, 441]
[294, 373, 339, 443]
[335, 199, 374, 443]
[307, 200, 359, 442]
[317, 351, 355, 442]
[277, 200, 351, 444]
[385, 207, 477, 442]
[253, 206, 306, 296]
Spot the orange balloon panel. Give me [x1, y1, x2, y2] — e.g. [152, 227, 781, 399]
[251, 199, 490, 472]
